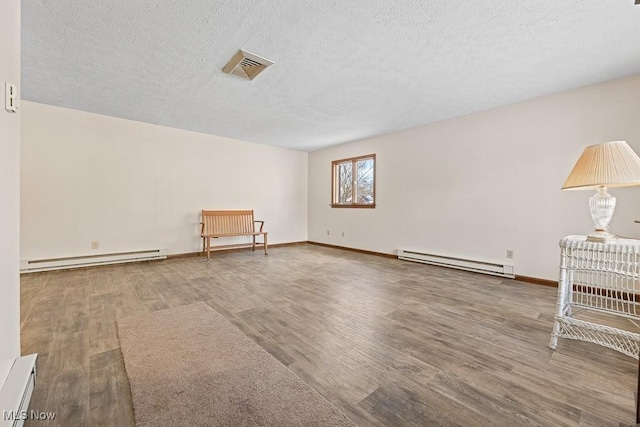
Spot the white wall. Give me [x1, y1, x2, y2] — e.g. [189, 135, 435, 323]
[0, 0, 21, 389]
[309, 74, 640, 280]
[21, 102, 308, 259]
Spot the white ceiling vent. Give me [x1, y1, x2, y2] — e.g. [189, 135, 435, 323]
[222, 49, 274, 81]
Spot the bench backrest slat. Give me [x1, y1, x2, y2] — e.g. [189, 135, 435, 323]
[202, 210, 255, 235]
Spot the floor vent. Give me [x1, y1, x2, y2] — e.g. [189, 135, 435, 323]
[222, 49, 274, 80]
[20, 249, 168, 273]
[398, 249, 515, 278]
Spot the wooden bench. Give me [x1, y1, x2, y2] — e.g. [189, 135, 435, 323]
[200, 210, 268, 260]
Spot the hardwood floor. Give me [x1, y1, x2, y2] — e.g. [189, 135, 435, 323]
[20, 244, 638, 426]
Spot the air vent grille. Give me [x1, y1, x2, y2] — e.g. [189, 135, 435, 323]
[222, 49, 274, 80]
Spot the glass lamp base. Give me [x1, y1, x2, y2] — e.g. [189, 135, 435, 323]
[586, 186, 617, 244]
[586, 230, 616, 244]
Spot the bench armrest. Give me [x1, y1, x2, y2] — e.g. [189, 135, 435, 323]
[254, 220, 265, 232]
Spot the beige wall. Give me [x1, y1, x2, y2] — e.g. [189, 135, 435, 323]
[309, 74, 640, 280]
[21, 102, 308, 260]
[0, 0, 21, 388]
[19, 74, 640, 280]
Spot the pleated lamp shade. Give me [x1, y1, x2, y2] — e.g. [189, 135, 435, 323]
[562, 141, 640, 190]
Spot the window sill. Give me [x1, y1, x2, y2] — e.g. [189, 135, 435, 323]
[330, 204, 376, 209]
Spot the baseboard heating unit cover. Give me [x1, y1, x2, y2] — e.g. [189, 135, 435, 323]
[0, 354, 37, 427]
[397, 249, 515, 278]
[20, 249, 168, 273]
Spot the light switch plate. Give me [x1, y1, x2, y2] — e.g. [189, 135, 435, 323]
[5, 82, 18, 113]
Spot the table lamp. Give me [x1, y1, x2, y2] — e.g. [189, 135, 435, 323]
[562, 141, 640, 243]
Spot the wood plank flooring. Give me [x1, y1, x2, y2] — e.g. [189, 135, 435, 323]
[20, 244, 638, 426]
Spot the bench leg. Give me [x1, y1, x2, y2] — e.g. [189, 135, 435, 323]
[202, 236, 206, 258]
[264, 233, 268, 255]
[252, 235, 256, 252]
[206, 237, 211, 261]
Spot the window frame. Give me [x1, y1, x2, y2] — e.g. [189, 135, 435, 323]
[331, 154, 376, 208]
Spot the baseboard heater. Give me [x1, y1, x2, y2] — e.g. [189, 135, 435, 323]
[397, 249, 515, 279]
[0, 354, 37, 427]
[20, 249, 168, 273]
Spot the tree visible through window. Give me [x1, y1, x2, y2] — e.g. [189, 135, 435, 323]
[331, 154, 375, 208]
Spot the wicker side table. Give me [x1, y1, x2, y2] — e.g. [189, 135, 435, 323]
[549, 235, 640, 359]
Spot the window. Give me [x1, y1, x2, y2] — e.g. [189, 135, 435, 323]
[331, 154, 376, 208]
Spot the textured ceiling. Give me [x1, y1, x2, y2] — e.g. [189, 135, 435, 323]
[22, 1, 640, 151]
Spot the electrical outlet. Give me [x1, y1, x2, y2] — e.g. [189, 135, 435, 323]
[92, 241, 99, 250]
[341, 232, 344, 237]
[327, 230, 330, 236]
[506, 249, 514, 259]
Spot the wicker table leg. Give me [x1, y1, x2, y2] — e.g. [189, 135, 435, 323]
[636, 354, 640, 424]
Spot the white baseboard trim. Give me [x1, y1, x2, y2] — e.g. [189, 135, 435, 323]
[0, 354, 38, 427]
